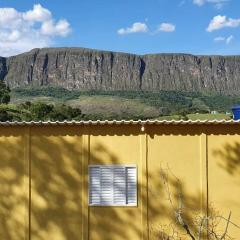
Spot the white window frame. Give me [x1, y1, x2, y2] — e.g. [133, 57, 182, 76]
[88, 165, 137, 207]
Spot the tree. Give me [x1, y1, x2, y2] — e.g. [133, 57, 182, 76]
[191, 98, 210, 114]
[48, 104, 84, 121]
[0, 81, 10, 104]
[0, 109, 13, 121]
[16, 102, 84, 121]
[159, 107, 171, 116]
[158, 166, 240, 240]
[29, 102, 54, 121]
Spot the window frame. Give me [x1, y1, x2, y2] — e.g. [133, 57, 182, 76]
[88, 165, 138, 207]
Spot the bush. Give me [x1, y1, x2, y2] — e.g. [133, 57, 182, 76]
[0, 81, 10, 104]
[29, 102, 54, 121]
[16, 102, 84, 121]
[190, 98, 210, 113]
[49, 104, 84, 121]
[0, 109, 13, 121]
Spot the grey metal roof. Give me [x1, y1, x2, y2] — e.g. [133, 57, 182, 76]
[0, 119, 239, 125]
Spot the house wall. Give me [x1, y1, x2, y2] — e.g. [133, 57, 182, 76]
[0, 127, 29, 240]
[147, 125, 206, 238]
[207, 126, 240, 240]
[0, 124, 239, 239]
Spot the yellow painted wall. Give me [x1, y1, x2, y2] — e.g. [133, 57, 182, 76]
[0, 127, 29, 240]
[0, 124, 239, 239]
[30, 126, 84, 240]
[147, 125, 206, 239]
[88, 125, 147, 240]
[207, 126, 240, 239]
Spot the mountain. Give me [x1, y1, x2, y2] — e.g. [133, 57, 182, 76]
[1, 47, 240, 94]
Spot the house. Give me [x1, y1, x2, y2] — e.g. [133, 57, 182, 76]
[1, 120, 240, 239]
[211, 111, 218, 115]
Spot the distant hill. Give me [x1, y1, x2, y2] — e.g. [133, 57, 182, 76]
[1, 47, 240, 94]
[10, 87, 238, 120]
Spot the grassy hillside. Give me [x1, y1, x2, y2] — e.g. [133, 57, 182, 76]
[10, 87, 238, 120]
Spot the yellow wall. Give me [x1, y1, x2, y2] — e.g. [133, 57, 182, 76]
[0, 124, 240, 239]
[0, 127, 29, 240]
[207, 126, 240, 239]
[147, 125, 206, 238]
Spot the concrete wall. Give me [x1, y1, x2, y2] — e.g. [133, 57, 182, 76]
[0, 124, 240, 239]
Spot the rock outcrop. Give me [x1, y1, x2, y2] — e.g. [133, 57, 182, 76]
[1, 47, 240, 93]
[0, 57, 7, 80]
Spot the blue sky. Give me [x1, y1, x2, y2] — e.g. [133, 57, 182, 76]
[0, 0, 239, 56]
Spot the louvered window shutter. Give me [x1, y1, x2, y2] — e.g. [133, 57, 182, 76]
[100, 167, 113, 205]
[89, 165, 137, 206]
[126, 167, 137, 205]
[89, 167, 101, 205]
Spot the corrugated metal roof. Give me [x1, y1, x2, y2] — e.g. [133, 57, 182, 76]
[0, 119, 238, 125]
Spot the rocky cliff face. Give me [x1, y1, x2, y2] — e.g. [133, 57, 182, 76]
[0, 57, 7, 80]
[2, 48, 240, 93]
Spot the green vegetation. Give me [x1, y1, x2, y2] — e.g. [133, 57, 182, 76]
[157, 113, 231, 121]
[9, 86, 237, 120]
[0, 102, 84, 121]
[0, 84, 84, 121]
[187, 113, 231, 120]
[0, 84, 232, 121]
[0, 81, 11, 104]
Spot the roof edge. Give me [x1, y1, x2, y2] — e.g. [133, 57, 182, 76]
[0, 119, 238, 126]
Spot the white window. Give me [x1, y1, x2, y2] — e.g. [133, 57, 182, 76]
[89, 165, 137, 206]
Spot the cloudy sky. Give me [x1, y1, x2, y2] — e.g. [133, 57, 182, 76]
[0, 0, 239, 56]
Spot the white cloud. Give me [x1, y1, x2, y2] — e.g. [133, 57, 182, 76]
[193, 0, 230, 8]
[214, 35, 234, 44]
[226, 35, 234, 44]
[117, 22, 148, 35]
[214, 36, 225, 42]
[207, 15, 240, 32]
[23, 4, 51, 22]
[0, 4, 71, 57]
[41, 19, 71, 37]
[0, 8, 23, 29]
[0, 33, 50, 57]
[7, 30, 21, 42]
[193, 0, 205, 6]
[158, 23, 176, 32]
